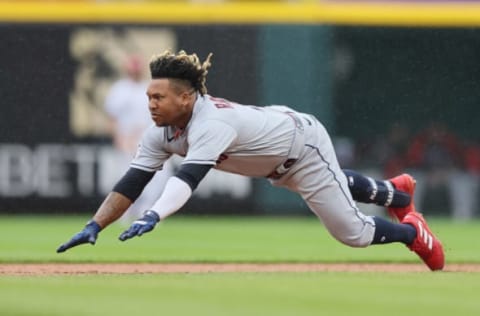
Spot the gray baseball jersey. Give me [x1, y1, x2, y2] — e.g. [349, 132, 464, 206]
[131, 94, 375, 247]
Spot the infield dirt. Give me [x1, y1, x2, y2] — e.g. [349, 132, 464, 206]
[1, 263, 480, 275]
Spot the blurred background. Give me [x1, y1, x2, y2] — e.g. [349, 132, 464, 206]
[1, 0, 480, 219]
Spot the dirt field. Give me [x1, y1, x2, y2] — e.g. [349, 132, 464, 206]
[1, 263, 480, 275]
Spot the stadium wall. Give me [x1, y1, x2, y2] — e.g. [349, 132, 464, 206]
[1, 1, 479, 215]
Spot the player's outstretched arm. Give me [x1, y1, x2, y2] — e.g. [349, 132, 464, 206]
[118, 164, 210, 242]
[118, 175, 196, 241]
[56, 192, 132, 253]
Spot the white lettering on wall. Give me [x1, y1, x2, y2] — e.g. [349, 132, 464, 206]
[69, 145, 97, 196]
[34, 145, 71, 197]
[0, 144, 252, 199]
[0, 144, 97, 197]
[0, 145, 33, 197]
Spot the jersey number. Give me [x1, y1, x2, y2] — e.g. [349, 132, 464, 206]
[216, 153, 229, 164]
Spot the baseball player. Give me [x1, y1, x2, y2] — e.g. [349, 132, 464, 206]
[57, 50, 444, 271]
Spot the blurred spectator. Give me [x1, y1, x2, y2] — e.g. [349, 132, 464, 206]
[405, 122, 476, 219]
[104, 55, 150, 155]
[354, 122, 409, 174]
[406, 122, 464, 171]
[464, 138, 480, 176]
[376, 123, 411, 179]
[103, 54, 173, 224]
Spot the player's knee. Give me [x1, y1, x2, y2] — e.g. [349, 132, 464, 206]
[338, 237, 370, 248]
[331, 231, 371, 248]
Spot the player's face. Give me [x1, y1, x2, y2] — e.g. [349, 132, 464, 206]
[146, 79, 193, 128]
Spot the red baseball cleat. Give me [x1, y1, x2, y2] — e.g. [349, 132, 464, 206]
[402, 212, 445, 271]
[388, 173, 416, 222]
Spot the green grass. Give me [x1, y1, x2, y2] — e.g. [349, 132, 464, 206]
[1, 215, 480, 316]
[1, 272, 479, 316]
[0, 215, 478, 263]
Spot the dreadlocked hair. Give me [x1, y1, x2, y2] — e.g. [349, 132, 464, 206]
[149, 50, 213, 96]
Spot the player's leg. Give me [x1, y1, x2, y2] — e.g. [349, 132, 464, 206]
[278, 142, 417, 247]
[369, 216, 416, 245]
[293, 149, 443, 269]
[343, 169, 411, 208]
[302, 178, 443, 270]
[294, 159, 416, 248]
[276, 115, 444, 269]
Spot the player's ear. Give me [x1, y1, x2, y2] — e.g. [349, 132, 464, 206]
[181, 88, 194, 102]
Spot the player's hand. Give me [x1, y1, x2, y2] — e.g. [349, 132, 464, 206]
[56, 220, 102, 253]
[118, 210, 160, 241]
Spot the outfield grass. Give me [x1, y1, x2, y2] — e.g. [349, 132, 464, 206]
[0, 215, 478, 263]
[1, 215, 479, 316]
